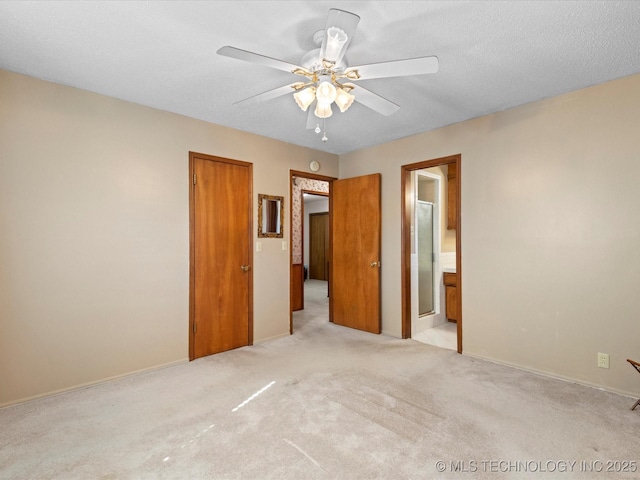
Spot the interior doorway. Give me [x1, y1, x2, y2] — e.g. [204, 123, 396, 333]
[289, 170, 382, 337]
[401, 154, 462, 353]
[289, 170, 334, 333]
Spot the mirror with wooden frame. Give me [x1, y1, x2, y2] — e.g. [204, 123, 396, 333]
[258, 194, 284, 238]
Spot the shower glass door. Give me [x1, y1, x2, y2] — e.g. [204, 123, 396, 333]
[417, 201, 434, 315]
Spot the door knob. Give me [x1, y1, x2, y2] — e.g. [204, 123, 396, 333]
[370, 261, 380, 267]
[240, 265, 251, 272]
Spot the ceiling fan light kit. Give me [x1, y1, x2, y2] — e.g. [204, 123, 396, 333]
[293, 86, 316, 111]
[217, 8, 438, 143]
[316, 81, 337, 104]
[334, 85, 355, 113]
[314, 101, 332, 119]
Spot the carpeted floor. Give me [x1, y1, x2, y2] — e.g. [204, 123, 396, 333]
[1, 280, 638, 479]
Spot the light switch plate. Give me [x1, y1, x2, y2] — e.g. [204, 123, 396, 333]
[282, 241, 287, 251]
[256, 242, 261, 252]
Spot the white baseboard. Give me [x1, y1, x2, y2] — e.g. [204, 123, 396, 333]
[1, 358, 189, 409]
[382, 329, 402, 339]
[463, 352, 638, 400]
[253, 332, 291, 344]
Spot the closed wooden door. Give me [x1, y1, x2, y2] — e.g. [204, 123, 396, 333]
[190, 152, 252, 360]
[330, 174, 381, 334]
[309, 212, 329, 280]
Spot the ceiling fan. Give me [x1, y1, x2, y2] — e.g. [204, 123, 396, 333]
[217, 8, 438, 142]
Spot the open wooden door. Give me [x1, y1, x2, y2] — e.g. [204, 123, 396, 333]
[330, 173, 381, 334]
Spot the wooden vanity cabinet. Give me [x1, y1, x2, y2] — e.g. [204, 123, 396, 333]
[443, 272, 458, 322]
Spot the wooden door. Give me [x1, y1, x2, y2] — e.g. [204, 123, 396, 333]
[309, 212, 329, 280]
[330, 174, 381, 334]
[190, 152, 252, 360]
[291, 263, 304, 311]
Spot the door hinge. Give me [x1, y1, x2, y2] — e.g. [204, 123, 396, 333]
[193, 322, 197, 334]
[193, 173, 197, 185]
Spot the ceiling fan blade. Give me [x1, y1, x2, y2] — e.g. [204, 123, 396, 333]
[234, 84, 296, 106]
[319, 9, 360, 67]
[353, 85, 400, 116]
[306, 107, 319, 130]
[348, 56, 439, 80]
[217, 46, 303, 74]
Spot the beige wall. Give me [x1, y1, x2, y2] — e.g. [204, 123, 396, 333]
[3, 68, 639, 406]
[340, 73, 640, 397]
[0, 70, 338, 406]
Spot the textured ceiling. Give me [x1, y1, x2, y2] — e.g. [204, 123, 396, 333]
[1, 1, 640, 155]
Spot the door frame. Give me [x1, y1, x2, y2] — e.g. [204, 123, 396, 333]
[189, 151, 254, 360]
[401, 154, 462, 353]
[289, 170, 336, 334]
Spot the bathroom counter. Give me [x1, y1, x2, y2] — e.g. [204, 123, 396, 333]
[442, 267, 456, 273]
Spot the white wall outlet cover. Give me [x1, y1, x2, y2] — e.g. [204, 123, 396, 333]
[597, 352, 609, 369]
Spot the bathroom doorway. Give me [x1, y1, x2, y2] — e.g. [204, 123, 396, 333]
[401, 154, 462, 353]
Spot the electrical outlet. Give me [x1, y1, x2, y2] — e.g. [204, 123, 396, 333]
[597, 352, 609, 369]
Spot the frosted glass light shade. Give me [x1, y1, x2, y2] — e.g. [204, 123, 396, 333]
[334, 87, 355, 113]
[324, 27, 348, 62]
[314, 101, 333, 119]
[293, 87, 316, 111]
[316, 81, 337, 104]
